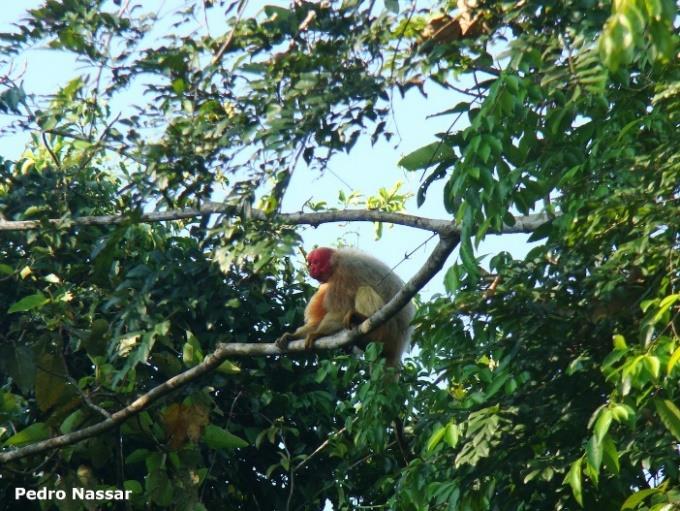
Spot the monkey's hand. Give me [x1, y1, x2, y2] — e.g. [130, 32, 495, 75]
[275, 332, 294, 350]
[343, 310, 367, 330]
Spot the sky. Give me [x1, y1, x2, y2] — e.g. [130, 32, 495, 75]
[0, 0, 535, 295]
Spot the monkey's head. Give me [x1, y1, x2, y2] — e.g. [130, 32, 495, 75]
[306, 247, 335, 282]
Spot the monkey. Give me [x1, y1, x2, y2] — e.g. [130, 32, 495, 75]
[275, 247, 415, 367]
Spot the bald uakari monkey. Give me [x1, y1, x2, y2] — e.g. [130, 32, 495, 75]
[276, 247, 415, 367]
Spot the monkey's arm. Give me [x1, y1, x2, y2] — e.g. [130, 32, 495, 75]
[343, 285, 384, 329]
[303, 311, 345, 349]
[275, 321, 318, 349]
[275, 312, 345, 350]
[276, 284, 328, 350]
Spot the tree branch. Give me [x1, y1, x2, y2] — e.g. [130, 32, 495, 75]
[0, 201, 547, 236]
[0, 230, 460, 464]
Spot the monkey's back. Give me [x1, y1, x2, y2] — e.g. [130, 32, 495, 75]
[328, 249, 415, 364]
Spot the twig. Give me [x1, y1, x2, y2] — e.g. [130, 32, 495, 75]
[43, 128, 141, 163]
[211, 0, 248, 65]
[78, 113, 122, 171]
[293, 426, 347, 473]
[282, 431, 295, 511]
[58, 351, 111, 419]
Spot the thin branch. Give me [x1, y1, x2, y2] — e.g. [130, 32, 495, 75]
[211, 0, 248, 65]
[78, 113, 122, 171]
[43, 128, 142, 163]
[0, 230, 460, 464]
[58, 351, 111, 419]
[282, 430, 295, 511]
[293, 426, 347, 473]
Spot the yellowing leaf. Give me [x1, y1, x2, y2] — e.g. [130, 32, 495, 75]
[161, 403, 210, 449]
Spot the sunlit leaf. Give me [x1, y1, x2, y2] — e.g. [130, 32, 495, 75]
[564, 458, 583, 507]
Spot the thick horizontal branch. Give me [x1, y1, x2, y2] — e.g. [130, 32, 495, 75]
[0, 201, 547, 236]
[0, 231, 460, 464]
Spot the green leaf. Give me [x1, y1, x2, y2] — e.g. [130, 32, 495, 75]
[444, 264, 461, 293]
[384, 0, 399, 13]
[613, 334, 628, 350]
[4, 422, 50, 446]
[263, 5, 297, 34]
[82, 318, 109, 357]
[217, 359, 241, 375]
[643, 0, 663, 19]
[642, 355, 660, 380]
[182, 331, 204, 367]
[444, 422, 459, 448]
[649, 19, 674, 62]
[653, 294, 679, 324]
[60, 409, 87, 434]
[0, 344, 35, 394]
[426, 425, 447, 452]
[35, 351, 70, 412]
[654, 398, 680, 441]
[564, 457, 583, 507]
[8, 292, 49, 313]
[485, 372, 510, 399]
[667, 346, 680, 376]
[601, 435, 620, 475]
[586, 435, 603, 474]
[123, 480, 143, 495]
[398, 142, 456, 171]
[125, 449, 151, 465]
[610, 404, 635, 423]
[171, 78, 186, 94]
[430, 102, 470, 118]
[621, 488, 659, 509]
[594, 409, 613, 442]
[459, 237, 479, 277]
[146, 469, 173, 506]
[202, 424, 248, 450]
[477, 141, 491, 163]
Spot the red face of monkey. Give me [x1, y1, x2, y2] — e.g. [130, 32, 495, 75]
[306, 247, 334, 282]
